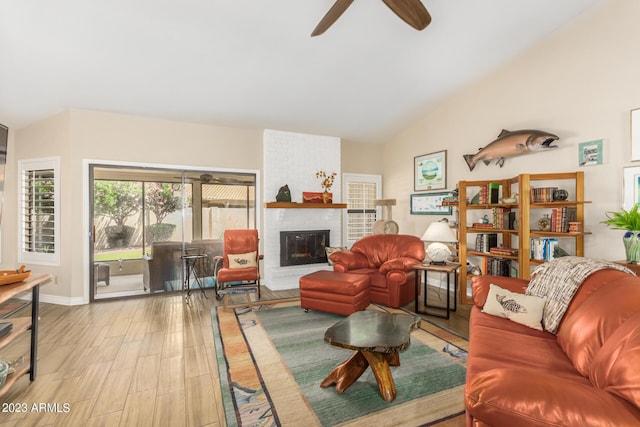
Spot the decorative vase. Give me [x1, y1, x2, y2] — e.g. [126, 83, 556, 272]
[553, 189, 568, 201]
[623, 230, 640, 263]
[322, 191, 332, 204]
[538, 214, 551, 231]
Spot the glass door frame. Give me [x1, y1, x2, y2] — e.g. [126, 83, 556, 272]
[84, 159, 261, 303]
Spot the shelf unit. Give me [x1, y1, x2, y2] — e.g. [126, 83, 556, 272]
[457, 172, 590, 304]
[0, 274, 51, 397]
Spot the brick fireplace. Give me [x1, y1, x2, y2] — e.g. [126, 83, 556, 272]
[263, 129, 342, 290]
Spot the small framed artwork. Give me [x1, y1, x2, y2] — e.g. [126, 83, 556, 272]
[414, 150, 446, 191]
[578, 139, 603, 166]
[410, 192, 452, 215]
[631, 108, 640, 161]
[623, 165, 640, 210]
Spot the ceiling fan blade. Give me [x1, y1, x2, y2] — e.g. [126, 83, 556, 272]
[382, 0, 431, 31]
[311, 0, 355, 37]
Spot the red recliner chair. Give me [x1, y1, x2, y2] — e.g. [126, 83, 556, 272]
[329, 234, 425, 308]
[215, 229, 261, 302]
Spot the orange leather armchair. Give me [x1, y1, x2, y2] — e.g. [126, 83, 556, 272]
[215, 229, 261, 299]
[329, 234, 425, 308]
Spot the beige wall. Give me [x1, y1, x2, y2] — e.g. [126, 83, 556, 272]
[7, 112, 71, 300]
[5, 110, 381, 302]
[383, 0, 640, 262]
[341, 139, 384, 175]
[8, 110, 266, 302]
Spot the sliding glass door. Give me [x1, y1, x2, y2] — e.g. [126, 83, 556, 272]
[90, 165, 256, 301]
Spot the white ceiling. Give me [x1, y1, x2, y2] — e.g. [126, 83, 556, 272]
[0, 0, 604, 143]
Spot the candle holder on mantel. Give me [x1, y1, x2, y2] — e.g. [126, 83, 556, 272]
[372, 199, 399, 234]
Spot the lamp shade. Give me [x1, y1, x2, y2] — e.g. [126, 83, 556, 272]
[421, 221, 457, 264]
[421, 222, 457, 243]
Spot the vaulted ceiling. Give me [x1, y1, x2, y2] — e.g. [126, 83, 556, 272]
[0, 1, 604, 143]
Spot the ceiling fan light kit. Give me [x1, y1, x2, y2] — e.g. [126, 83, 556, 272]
[312, 0, 431, 37]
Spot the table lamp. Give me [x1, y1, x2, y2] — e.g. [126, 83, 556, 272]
[421, 221, 457, 265]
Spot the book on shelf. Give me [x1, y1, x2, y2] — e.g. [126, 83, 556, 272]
[442, 196, 459, 205]
[490, 247, 518, 257]
[475, 233, 498, 253]
[549, 206, 578, 232]
[492, 207, 512, 229]
[472, 222, 495, 228]
[481, 257, 512, 277]
[530, 187, 557, 203]
[530, 237, 559, 261]
[508, 211, 517, 229]
[479, 184, 488, 204]
[489, 182, 500, 204]
[473, 182, 502, 204]
[489, 257, 512, 276]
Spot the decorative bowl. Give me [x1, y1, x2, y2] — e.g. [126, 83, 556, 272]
[0, 265, 31, 286]
[500, 194, 519, 204]
[553, 189, 569, 201]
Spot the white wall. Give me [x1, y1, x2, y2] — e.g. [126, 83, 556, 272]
[263, 129, 342, 290]
[383, 0, 640, 262]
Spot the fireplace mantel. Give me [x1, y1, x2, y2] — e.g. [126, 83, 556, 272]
[265, 202, 347, 209]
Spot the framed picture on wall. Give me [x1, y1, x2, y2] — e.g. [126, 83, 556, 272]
[410, 192, 452, 215]
[414, 150, 446, 191]
[578, 139, 603, 166]
[623, 165, 640, 210]
[631, 108, 640, 161]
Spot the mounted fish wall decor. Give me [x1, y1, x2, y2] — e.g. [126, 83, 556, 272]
[463, 129, 559, 171]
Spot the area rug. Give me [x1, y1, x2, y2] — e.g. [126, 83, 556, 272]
[211, 302, 468, 427]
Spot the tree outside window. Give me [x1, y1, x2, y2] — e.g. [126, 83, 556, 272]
[145, 182, 181, 243]
[94, 181, 142, 248]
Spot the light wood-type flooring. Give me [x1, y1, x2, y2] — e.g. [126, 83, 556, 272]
[0, 285, 469, 426]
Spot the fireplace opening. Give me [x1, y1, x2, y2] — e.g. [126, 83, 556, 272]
[280, 230, 330, 267]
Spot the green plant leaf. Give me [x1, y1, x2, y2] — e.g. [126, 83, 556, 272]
[602, 204, 640, 230]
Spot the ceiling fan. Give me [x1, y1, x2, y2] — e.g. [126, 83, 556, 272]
[312, 0, 431, 37]
[174, 173, 254, 185]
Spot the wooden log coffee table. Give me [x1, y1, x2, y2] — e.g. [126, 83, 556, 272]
[320, 310, 421, 402]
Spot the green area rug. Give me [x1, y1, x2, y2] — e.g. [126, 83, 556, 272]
[211, 303, 467, 427]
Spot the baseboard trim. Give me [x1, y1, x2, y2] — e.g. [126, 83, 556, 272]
[39, 294, 86, 306]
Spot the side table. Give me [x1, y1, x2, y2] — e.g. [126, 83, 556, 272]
[413, 262, 460, 319]
[613, 260, 640, 275]
[181, 254, 209, 302]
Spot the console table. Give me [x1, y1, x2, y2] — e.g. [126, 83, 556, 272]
[0, 273, 51, 397]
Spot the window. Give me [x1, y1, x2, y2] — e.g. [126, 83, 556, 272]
[342, 173, 381, 247]
[19, 157, 60, 265]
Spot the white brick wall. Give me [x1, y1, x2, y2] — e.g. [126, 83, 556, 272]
[263, 129, 342, 290]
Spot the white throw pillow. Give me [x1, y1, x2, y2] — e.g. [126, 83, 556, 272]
[228, 252, 257, 269]
[482, 283, 546, 331]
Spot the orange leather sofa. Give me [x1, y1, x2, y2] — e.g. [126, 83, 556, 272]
[328, 234, 425, 308]
[465, 271, 640, 426]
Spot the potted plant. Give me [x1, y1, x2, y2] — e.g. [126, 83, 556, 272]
[602, 204, 640, 263]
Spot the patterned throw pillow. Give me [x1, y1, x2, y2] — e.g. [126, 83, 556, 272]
[228, 252, 257, 269]
[483, 283, 546, 331]
[325, 246, 347, 265]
